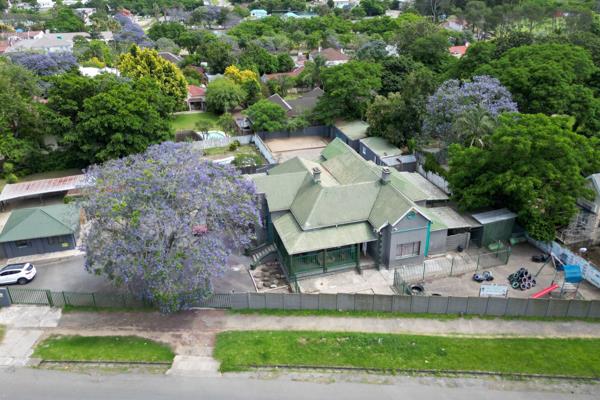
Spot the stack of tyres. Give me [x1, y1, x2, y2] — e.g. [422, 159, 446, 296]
[507, 267, 537, 290]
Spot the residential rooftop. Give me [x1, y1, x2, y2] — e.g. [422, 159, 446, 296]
[334, 120, 369, 141]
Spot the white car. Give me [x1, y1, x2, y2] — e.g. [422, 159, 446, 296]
[0, 263, 37, 285]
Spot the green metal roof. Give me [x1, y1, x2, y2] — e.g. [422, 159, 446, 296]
[360, 137, 403, 158]
[0, 204, 79, 243]
[273, 212, 377, 254]
[252, 138, 450, 246]
[334, 120, 369, 141]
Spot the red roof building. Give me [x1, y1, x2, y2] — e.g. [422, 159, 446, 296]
[449, 44, 469, 58]
[187, 85, 207, 111]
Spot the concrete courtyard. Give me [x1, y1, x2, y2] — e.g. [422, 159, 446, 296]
[264, 136, 331, 162]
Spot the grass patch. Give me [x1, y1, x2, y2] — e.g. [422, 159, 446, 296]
[202, 144, 265, 166]
[0, 325, 5, 343]
[62, 305, 156, 313]
[171, 112, 219, 131]
[228, 308, 600, 323]
[214, 331, 600, 377]
[33, 335, 175, 363]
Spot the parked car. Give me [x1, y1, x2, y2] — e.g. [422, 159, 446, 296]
[0, 263, 36, 285]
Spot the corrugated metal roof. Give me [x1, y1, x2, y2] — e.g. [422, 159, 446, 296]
[0, 175, 86, 202]
[425, 207, 480, 230]
[0, 204, 79, 242]
[392, 172, 449, 202]
[273, 212, 376, 254]
[471, 208, 517, 225]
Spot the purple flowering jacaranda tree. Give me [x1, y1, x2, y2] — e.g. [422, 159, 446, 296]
[423, 75, 518, 141]
[80, 142, 260, 312]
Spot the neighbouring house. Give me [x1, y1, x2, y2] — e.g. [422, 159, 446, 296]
[261, 66, 305, 83]
[0, 30, 44, 41]
[250, 9, 268, 19]
[0, 204, 80, 258]
[158, 51, 182, 65]
[449, 43, 469, 58]
[5, 32, 90, 53]
[252, 139, 474, 280]
[558, 173, 600, 245]
[0, 175, 86, 209]
[441, 16, 468, 32]
[265, 87, 324, 118]
[332, 120, 368, 151]
[79, 66, 119, 78]
[187, 85, 206, 111]
[324, 0, 359, 8]
[309, 47, 349, 66]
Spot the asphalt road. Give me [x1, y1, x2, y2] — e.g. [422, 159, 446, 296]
[0, 369, 596, 400]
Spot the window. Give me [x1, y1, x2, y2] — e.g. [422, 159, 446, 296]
[361, 147, 366, 155]
[396, 241, 420, 259]
[15, 240, 30, 249]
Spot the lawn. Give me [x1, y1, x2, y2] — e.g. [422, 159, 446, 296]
[214, 331, 600, 377]
[171, 112, 219, 131]
[33, 335, 175, 363]
[202, 144, 265, 166]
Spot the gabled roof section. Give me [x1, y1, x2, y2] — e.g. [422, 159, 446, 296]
[266, 93, 292, 111]
[368, 184, 415, 230]
[253, 171, 308, 212]
[0, 204, 78, 243]
[390, 171, 449, 203]
[321, 140, 380, 184]
[334, 120, 369, 141]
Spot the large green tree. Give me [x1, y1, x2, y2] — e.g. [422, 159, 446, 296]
[476, 44, 600, 136]
[366, 67, 437, 146]
[118, 45, 188, 103]
[205, 78, 246, 114]
[46, 6, 85, 32]
[245, 99, 287, 133]
[448, 113, 600, 241]
[314, 61, 382, 122]
[62, 78, 174, 164]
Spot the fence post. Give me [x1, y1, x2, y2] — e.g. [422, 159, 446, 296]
[45, 290, 54, 307]
[92, 293, 97, 308]
[450, 257, 454, 276]
[7, 287, 13, 303]
[422, 263, 426, 281]
[62, 291, 67, 306]
[122, 293, 127, 307]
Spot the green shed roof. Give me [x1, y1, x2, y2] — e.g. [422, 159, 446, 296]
[334, 120, 369, 141]
[359, 137, 402, 158]
[0, 204, 79, 243]
[273, 212, 377, 254]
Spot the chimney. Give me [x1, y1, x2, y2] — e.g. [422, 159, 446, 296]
[381, 167, 391, 184]
[312, 167, 321, 183]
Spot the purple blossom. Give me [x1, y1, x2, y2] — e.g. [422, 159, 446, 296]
[114, 14, 154, 48]
[423, 75, 518, 138]
[8, 52, 77, 76]
[80, 142, 260, 313]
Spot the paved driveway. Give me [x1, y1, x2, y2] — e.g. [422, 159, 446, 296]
[8, 253, 255, 294]
[24, 255, 116, 293]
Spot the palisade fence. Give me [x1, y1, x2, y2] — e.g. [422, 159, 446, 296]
[5, 287, 600, 319]
[394, 249, 511, 283]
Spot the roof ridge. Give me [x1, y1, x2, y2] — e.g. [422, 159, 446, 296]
[36, 207, 75, 233]
[0, 208, 35, 238]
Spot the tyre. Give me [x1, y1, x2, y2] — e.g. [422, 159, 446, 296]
[520, 283, 527, 290]
[512, 281, 520, 289]
[17, 278, 27, 285]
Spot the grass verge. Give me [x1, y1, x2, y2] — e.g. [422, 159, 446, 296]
[214, 331, 600, 377]
[0, 325, 5, 343]
[228, 308, 600, 323]
[33, 335, 175, 363]
[171, 112, 219, 131]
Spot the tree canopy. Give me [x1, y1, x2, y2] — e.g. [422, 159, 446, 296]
[118, 45, 188, 103]
[448, 113, 600, 241]
[81, 142, 259, 313]
[245, 99, 287, 133]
